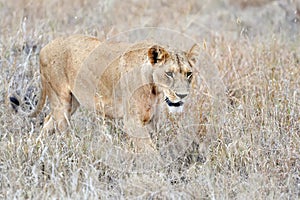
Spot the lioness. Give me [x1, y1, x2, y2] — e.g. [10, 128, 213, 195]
[32, 35, 199, 138]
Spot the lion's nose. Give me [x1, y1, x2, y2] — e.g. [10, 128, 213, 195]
[176, 93, 187, 99]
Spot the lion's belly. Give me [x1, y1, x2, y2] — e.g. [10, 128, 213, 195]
[93, 93, 124, 118]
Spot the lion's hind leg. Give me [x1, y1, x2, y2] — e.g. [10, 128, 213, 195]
[41, 80, 74, 134]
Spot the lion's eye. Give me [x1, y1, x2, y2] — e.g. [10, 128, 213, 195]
[186, 72, 192, 78]
[165, 72, 173, 78]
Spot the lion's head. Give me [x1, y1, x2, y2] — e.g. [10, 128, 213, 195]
[146, 44, 199, 112]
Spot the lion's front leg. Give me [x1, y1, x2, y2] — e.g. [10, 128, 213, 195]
[123, 92, 159, 152]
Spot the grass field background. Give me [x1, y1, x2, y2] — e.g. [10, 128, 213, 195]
[0, 0, 299, 199]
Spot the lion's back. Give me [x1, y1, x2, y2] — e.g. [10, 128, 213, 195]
[39, 35, 101, 89]
[64, 35, 101, 87]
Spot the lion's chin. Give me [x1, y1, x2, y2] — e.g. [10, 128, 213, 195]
[165, 97, 184, 113]
[167, 104, 184, 113]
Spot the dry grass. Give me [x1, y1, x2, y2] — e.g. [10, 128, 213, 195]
[1, 0, 299, 199]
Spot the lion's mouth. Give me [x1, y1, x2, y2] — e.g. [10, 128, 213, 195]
[165, 97, 184, 107]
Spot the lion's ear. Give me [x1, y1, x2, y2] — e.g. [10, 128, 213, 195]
[187, 44, 200, 67]
[148, 45, 169, 65]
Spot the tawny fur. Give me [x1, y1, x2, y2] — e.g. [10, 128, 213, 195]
[33, 35, 199, 134]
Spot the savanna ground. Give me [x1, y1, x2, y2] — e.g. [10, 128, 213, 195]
[0, 0, 299, 199]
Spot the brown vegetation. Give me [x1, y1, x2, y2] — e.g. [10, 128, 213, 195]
[1, 0, 299, 199]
